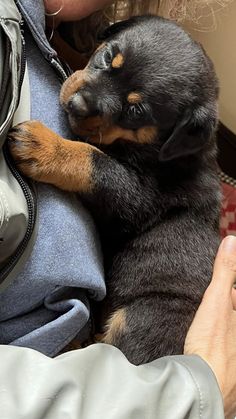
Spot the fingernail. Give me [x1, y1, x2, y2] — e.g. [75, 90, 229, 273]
[221, 235, 236, 253]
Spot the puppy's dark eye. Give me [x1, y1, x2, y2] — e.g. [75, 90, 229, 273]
[128, 104, 144, 118]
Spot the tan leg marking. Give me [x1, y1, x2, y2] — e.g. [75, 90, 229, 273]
[103, 308, 126, 345]
[8, 120, 102, 193]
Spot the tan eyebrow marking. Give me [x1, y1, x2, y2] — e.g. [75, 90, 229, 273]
[112, 53, 124, 68]
[127, 92, 142, 104]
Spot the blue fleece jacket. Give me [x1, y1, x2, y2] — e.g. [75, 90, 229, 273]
[0, 0, 106, 357]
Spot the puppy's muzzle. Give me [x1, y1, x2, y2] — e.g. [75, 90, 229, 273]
[68, 93, 91, 119]
[60, 69, 90, 108]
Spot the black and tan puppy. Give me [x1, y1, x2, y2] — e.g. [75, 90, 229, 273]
[8, 16, 221, 365]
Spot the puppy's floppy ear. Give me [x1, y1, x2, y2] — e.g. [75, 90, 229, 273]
[158, 105, 218, 162]
[99, 20, 133, 40]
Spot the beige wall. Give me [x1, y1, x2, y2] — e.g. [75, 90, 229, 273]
[185, 1, 236, 134]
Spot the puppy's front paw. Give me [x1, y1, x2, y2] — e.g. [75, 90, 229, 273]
[8, 120, 61, 183]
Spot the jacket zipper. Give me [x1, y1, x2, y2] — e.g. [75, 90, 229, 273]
[0, 24, 37, 283]
[0, 148, 37, 283]
[18, 19, 26, 98]
[0, 37, 11, 113]
[50, 56, 72, 82]
[0, 17, 70, 282]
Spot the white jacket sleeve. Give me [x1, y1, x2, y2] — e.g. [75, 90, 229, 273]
[0, 343, 224, 419]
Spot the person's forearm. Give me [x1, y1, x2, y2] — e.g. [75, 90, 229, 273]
[0, 343, 224, 419]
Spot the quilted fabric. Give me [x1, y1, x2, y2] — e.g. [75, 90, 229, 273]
[220, 182, 236, 238]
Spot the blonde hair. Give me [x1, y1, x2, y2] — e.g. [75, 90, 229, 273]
[67, 0, 233, 59]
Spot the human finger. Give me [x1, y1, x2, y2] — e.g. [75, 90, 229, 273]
[232, 288, 236, 310]
[210, 236, 236, 297]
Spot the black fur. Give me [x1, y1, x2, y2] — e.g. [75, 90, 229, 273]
[69, 16, 221, 364]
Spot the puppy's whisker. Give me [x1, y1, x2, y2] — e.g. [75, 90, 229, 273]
[99, 130, 103, 145]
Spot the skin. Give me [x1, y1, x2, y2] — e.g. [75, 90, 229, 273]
[43, 0, 236, 415]
[44, 0, 112, 22]
[185, 235, 236, 419]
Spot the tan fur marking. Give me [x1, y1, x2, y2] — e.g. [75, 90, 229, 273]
[73, 116, 158, 146]
[54, 139, 97, 192]
[60, 69, 88, 106]
[91, 125, 137, 145]
[112, 53, 124, 68]
[136, 126, 158, 144]
[8, 121, 102, 193]
[127, 92, 142, 104]
[88, 124, 157, 145]
[103, 308, 126, 344]
[74, 116, 106, 136]
[94, 333, 104, 343]
[72, 115, 135, 145]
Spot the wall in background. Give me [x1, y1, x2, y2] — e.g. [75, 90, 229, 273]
[185, 0, 236, 134]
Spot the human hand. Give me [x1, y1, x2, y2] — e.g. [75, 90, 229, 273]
[184, 235, 236, 419]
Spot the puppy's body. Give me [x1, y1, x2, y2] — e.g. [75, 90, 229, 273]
[84, 139, 220, 364]
[9, 16, 220, 365]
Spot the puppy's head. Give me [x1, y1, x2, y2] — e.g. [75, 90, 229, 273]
[60, 16, 218, 161]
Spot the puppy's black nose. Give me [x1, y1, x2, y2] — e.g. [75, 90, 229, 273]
[68, 93, 90, 118]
